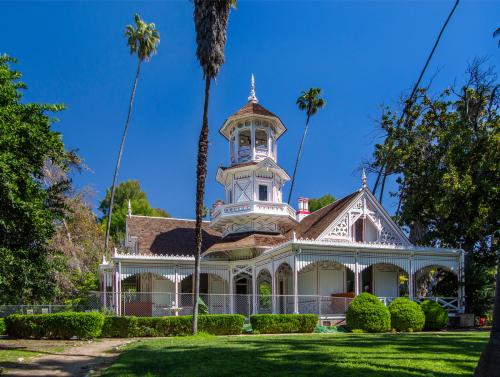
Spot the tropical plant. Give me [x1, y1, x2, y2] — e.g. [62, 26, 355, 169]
[104, 14, 160, 251]
[287, 88, 326, 204]
[191, 0, 235, 334]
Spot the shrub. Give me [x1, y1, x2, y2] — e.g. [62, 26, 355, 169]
[101, 316, 139, 338]
[199, 314, 245, 335]
[0, 318, 5, 335]
[5, 312, 104, 339]
[420, 300, 448, 330]
[388, 298, 425, 332]
[101, 314, 244, 338]
[250, 314, 318, 334]
[346, 293, 391, 333]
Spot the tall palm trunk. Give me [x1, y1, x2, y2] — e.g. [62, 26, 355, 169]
[193, 76, 211, 334]
[475, 248, 500, 377]
[104, 60, 142, 251]
[287, 112, 311, 204]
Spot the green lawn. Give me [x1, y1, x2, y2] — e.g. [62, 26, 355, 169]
[102, 331, 489, 377]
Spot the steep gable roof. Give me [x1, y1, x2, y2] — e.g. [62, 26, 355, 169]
[288, 191, 360, 239]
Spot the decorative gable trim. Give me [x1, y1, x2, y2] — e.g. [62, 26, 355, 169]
[317, 188, 411, 247]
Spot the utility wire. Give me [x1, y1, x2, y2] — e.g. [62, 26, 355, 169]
[372, 0, 460, 200]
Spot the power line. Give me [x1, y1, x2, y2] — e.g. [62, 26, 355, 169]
[372, 0, 460, 200]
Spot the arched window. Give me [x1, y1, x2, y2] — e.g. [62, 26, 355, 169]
[255, 128, 268, 154]
[354, 218, 364, 242]
[238, 129, 251, 161]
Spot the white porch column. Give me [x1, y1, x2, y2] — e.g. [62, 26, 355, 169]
[229, 267, 234, 314]
[408, 254, 414, 299]
[458, 249, 465, 312]
[252, 266, 257, 314]
[118, 262, 122, 316]
[175, 267, 180, 316]
[271, 259, 276, 314]
[354, 252, 360, 295]
[293, 252, 299, 314]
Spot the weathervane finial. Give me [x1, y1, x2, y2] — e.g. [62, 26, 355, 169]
[361, 168, 367, 188]
[248, 73, 258, 103]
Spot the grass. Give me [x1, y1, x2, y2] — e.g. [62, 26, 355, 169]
[102, 331, 489, 377]
[0, 339, 75, 364]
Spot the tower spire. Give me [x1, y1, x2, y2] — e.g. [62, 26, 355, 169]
[361, 168, 367, 188]
[248, 73, 258, 103]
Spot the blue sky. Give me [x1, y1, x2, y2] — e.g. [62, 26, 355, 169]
[2, 1, 498, 219]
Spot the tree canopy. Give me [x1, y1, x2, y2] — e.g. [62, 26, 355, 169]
[0, 55, 69, 304]
[99, 180, 170, 243]
[308, 194, 336, 212]
[368, 59, 499, 313]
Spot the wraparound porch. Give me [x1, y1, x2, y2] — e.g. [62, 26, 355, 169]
[99, 244, 464, 317]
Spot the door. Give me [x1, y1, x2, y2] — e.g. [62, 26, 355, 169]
[374, 266, 398, 298]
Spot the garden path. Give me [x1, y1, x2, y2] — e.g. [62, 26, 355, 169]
[2, 338, 134, 377]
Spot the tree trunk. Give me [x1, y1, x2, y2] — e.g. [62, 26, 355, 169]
[193, 76, 211, 334]
[287, 113, 311, 204]
[104, 60, 142, 251]
[474, 249, 500, 377]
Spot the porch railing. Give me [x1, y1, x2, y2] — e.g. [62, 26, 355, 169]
[0, 293, 460, 318]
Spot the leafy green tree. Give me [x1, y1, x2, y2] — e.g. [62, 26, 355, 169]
[308, 194, 336, 213]
[288, 88, 326, 204]
[104, 14, 160, 251]
[191, 0, 235, 334]
[99, 180, 170, 243]
[0, 55, 70, 304]
[368, 59, 499, 311]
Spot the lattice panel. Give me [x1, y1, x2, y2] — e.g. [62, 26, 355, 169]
[328, 215, 349, 238]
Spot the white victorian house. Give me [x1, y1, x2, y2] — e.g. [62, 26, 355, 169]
[99, 79, 464, 320]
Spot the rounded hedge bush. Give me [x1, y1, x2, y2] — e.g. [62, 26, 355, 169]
[420, 300, 448, 330]
[346, 292, 391, 333]
[388, 298, 425, 332]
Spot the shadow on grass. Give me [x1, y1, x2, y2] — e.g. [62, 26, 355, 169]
[102, 332, 488, 377]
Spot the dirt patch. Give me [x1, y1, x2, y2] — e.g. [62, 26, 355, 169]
[0, 338, 133, 377]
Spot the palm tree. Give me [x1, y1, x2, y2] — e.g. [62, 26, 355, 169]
[475, 247, 500, 377]
[192, 0, 235, 334]
[287, 88, 326, 204]
[104, 14, 160, 251]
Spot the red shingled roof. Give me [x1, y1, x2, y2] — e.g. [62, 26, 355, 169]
[127, 216, 221, 256]
[230, 101, 279, 119]
[126, 192, 360, 257]
[286, 191, 359, 240]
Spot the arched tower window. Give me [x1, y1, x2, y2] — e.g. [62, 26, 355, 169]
[255, 128, 268, 154]
[238, 129, 251, 161]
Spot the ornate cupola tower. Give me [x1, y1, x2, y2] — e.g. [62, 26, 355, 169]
[210, 75, 297, 237]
